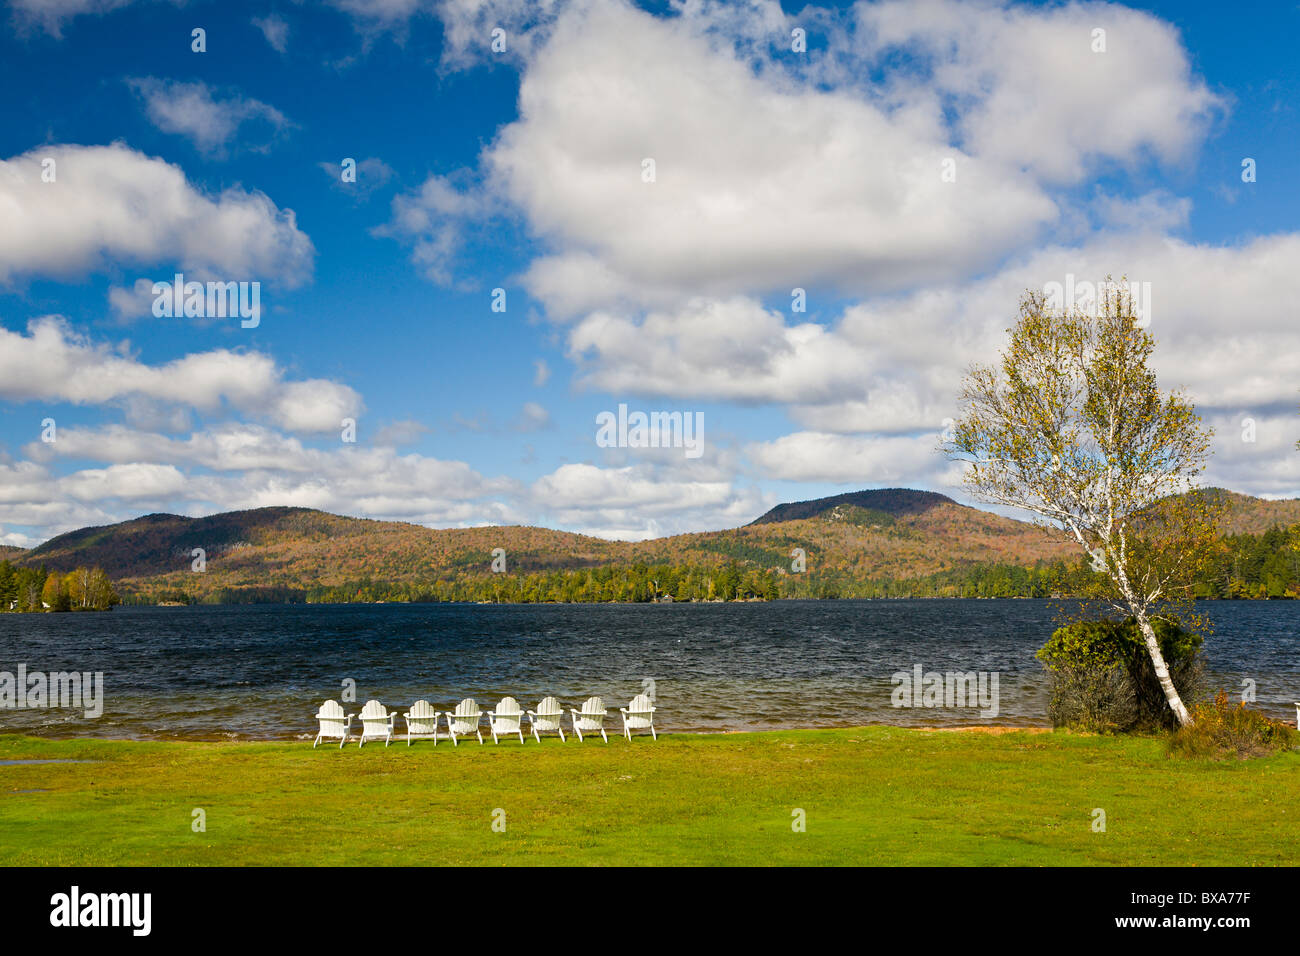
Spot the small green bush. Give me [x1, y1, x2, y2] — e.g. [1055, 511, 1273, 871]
[1167, 691, 1297, 760]
[1037, 617, 1204, 733]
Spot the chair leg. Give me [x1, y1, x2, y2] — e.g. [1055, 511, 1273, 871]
[650, 724, 657, 741]
[558, 727, 566, 743]
[601, 728, 608, 743]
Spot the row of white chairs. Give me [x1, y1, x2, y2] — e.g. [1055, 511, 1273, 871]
[313, 694, 658, 748]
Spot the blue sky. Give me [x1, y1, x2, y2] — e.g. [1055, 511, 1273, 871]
[0, 0, 1297, 546]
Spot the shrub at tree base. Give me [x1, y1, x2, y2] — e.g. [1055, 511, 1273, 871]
[1166, 691, 1297, 760]
[1037, 617, 1205, 733]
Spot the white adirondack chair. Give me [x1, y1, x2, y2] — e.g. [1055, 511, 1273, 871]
[357, 700, 396, 747]
[313, 699, 354, 748]
[526, 697, 567, 743]
[487, 697, 526, 744]
[444, 698, 484, 746]
[402, 700, 443, 746]
[620, 693, 657, 740]
[570, 696, 609, 743]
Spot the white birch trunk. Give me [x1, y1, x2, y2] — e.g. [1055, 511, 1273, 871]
[1134, 609, 1193, 727]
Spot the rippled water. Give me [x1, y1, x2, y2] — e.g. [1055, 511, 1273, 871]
[0, 600, 1296, 739]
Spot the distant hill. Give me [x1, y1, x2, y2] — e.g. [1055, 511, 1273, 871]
[1202, 489, 1300, 535]
[0, 545, 27, 561]
[748, 488, 952, 525]
[22, 506, 623, 582]
[11, 488, 1298, 603]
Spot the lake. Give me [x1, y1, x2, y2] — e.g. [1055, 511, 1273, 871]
[1, 600, 1296, 739]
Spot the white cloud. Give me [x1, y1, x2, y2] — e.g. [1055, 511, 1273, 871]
[409, 0, 1220, 316]
[529, 461, 762, 539]
[253, 13, 290, 52]
[567, 296, 866, 404]
[59, 463, 188, 502]
[7, 0, 154, 37]
[1092, 189, 1192, 233]
[107, 278, 160, 321]
[855, 0, 1225, 183]
[0, 317, 361, 434]
[375, 173, 489, 284]
[747, 431, 955, 485]
[128, 78, 293, 156]
[0, 144, 314, 286]
[491, 0, 1058, 312]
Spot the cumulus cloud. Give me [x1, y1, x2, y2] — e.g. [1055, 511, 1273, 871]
[490, 0, 1058, 312]
[529, 460, 764, 539]
[557, 231, 1300, 492]
[855, 0, 1225, 183]
[128, 78, 293, 156]
[0, 144, 314, 286]
[4, 417, 530, 538]
[747, 431, 957, 485]
[0, 317, 361, 434]
[393, 0, 1220, 314]
[374, 173, 490, 284]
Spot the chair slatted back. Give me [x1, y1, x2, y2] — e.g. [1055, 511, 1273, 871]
[408, 700, 438, 720]
[574, 696, 606, 730]
[448, 698, 481, 734]
[407, 700, 439, 734]
[624, 693, 655, 729]
[491, 696, 523, 733]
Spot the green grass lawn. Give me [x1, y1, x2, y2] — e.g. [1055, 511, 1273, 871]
[2, 727, 1296, 866]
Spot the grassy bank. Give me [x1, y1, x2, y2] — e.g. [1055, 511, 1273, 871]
[2, 727, 1296, 866]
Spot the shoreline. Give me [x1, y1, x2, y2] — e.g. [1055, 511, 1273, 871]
[1, 720, 1060, 745]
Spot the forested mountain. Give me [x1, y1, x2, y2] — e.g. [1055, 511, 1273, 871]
[10, 488, 1300, 604]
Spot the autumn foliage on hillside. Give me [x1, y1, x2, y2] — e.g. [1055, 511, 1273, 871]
[9, 489, 1299, 606]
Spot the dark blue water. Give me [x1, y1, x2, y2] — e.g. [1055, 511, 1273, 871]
[0, 600, 1296, 739]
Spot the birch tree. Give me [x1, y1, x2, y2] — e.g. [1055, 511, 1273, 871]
[943, 283, 1219, 727]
